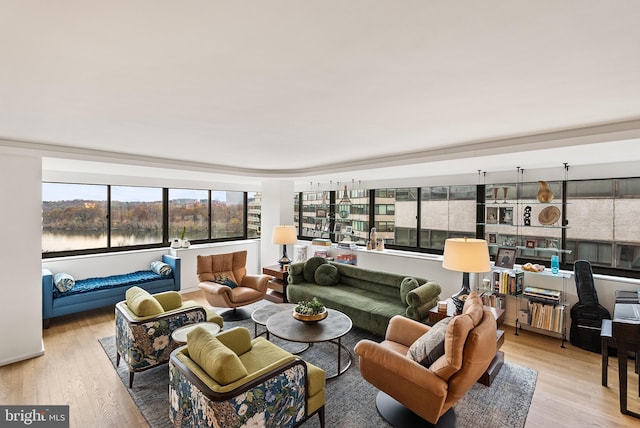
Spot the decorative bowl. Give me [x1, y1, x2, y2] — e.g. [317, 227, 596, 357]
[292, 308, 328, 322]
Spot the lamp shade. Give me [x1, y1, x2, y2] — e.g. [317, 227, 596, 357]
[272, 225, 297, 245]
[442, 238, 491, 273]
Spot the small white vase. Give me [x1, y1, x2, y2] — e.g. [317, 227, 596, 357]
[170, 239, 181, 249]
[181, 239, 191, 248]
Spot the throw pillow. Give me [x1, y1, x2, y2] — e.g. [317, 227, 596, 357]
[187, 326, 248, 386]
[125, 286, 164, 317]
[406, 317, 452, 367]
[314, 263, 340, 286]
[210, 272, 238, 289]
[303, 257, 328, 282]
[429, 313, 475, 380]
[400, 277, 419, 305]
[53, 272, 75, 293]
[150, 260, 172, 276]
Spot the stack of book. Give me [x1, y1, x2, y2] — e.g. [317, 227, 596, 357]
[523, 286, 561, 301]
[528, 302, 564, 333]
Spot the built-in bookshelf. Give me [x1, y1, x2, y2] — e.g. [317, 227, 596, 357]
[514, 270, 571, 347]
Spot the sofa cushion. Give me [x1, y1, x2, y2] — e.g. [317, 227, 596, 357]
[303, 257, 328, 282]
[429, 313, 474, 380]
[150, 260, 172, 276]
[53, 272, 75, 293]
[407, 317, 452, 367]
[406, 282, 442, 308]
[187, 326, 248, 386]
[152, 291, 183, 311]
[462, 291, 484, 326]
[400, 277, 419, 305]
[210, 272, 238, 289]
[314, 264, 340, 286]
[125, 286, 164, 317]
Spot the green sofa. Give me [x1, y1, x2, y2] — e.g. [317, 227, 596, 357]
[286, 257, 441, 336]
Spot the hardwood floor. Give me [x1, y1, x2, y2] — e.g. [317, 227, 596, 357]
[1, 291, 639, 427]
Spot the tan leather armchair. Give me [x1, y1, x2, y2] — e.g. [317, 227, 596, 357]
[354, 291, 496, 425]
[197, 250, 269, 320]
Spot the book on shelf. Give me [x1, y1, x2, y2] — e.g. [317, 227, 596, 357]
[480, 292, 505, 309]
[523, 286, 561, 301]
[492, 270, 524, 295]
[527, 301, 564, 333]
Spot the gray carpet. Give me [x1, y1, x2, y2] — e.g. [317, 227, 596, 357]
[99, 302, 537, 428]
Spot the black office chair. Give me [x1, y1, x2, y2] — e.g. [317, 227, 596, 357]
[570, 260, 611, 353]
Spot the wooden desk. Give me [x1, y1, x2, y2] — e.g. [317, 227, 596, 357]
[612, 303, 640, 419]
[429, 299, 505, 386]
[262, 265, 289, 303]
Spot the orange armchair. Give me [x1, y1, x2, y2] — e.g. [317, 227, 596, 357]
[197, 250, 269, 320]
[354, 291, 496, 425]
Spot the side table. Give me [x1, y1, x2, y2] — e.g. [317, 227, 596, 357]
[262, 265, 289, 303]
[171, 322, 221, 345]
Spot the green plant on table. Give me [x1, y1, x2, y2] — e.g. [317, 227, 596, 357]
[294, 297, 325, 315]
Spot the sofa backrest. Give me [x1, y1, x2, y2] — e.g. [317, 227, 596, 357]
[331, 262, 427, 300]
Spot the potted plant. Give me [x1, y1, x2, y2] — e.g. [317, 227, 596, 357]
[180, 226, 190, 248]
[292, 297, 327, 322]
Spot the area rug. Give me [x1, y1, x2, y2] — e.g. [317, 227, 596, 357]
[100, 304, 537, 428]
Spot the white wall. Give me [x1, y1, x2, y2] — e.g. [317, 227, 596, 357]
[0, 154, 43, 366]
[260, 180, 295, 268]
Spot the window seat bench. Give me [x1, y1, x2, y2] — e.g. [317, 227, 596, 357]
[42, 254, 181, 327]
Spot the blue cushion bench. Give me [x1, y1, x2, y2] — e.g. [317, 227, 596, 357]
[42, 254, 181, 327]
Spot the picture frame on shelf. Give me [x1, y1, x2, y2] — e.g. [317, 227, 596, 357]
[546, 239, 558, 249]
[323, 221, 332, 233]
[525, 240, 536, 249]
[488, 233, 497, 244]
[315, 221, 322, 231]
[316, 209, 327, 218]
[333, 222, 342, 233]
[499, 207, 513, 225]
[495, 246, 516, 269]
[486, 207, 498, 224]
[344, 225, 353, 234]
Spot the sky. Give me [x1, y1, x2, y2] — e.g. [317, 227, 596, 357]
[42, 183, 244, 203]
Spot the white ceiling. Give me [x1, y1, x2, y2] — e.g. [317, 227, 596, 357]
[2, 1, 640, 188]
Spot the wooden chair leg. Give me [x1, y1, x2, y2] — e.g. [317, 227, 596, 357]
[601, 337, 608, 386]
[317, 406, 325, 428]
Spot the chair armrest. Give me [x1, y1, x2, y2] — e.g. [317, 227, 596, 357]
[354, 339, 447, 395]
[241, 274, 269, 293]
[385, 315, 431, 346]
[162, 254, 181, 290]
[198, 281, 233, 297]
[406, 281, 441, 308]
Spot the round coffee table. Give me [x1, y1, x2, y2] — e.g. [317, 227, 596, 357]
[266, 308, 353, 379]
[171, 322, 221, 345]
[251, 303, 297, 339]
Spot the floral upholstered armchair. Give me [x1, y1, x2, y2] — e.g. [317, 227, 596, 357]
[169, 326, 326, 428]
[115, 286, 223, 387]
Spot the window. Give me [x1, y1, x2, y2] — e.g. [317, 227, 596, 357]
[420, 185, 476, 250]
[211, 191, 245, 239]
[42, 183, 108, 252]
[247, 192, 262, 238]
[300, 191, 330, 239]
[375, 188, 415, 246]
[43, 182, 254, 256]
[566, 178, 640, 270]
[169, 189, 209, 241]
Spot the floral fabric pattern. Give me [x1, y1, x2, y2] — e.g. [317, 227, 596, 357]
[115, 307, 206, 371]
[169, 359, 306, 428]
